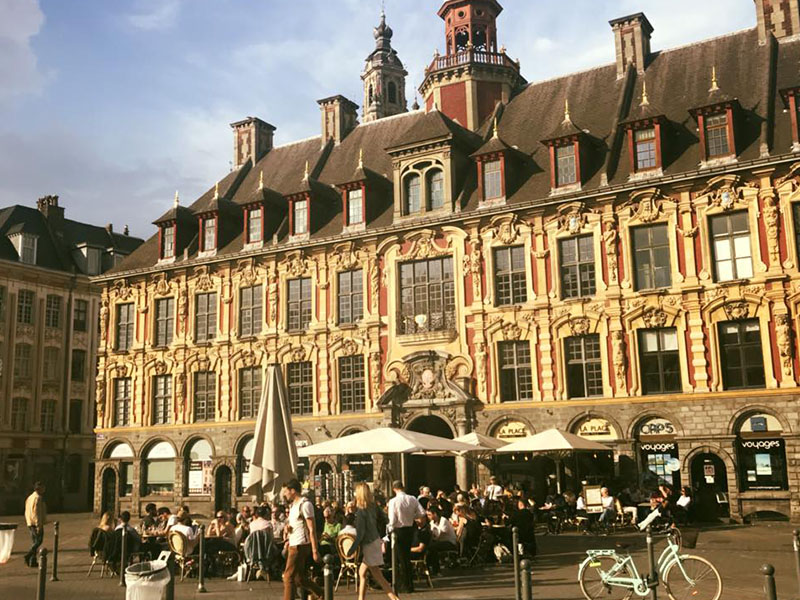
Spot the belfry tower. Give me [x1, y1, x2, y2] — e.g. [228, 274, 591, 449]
[362, 9, 408, 122]
[420, 0, 526, 130]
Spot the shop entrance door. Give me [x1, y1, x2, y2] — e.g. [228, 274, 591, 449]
[690, 453, 730, 520]
[405, 416, 456, 494]
[101, 468, 117, 516]
[214, 466, 232, 513]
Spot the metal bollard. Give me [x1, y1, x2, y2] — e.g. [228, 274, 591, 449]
[793, 530, 800, 597]
[520, 559, 532, 600]
[762, 564, 778, 600]
[197, 524, 207, 593]
[36, 548, 48, 600]
[119, 525, 127, 587]
[646, 526, 658, 600]
[391, 529, 398, 594]
[50, 521, 59, 582]
[512, 526, 521, 600]
[323, 553, 335, 600]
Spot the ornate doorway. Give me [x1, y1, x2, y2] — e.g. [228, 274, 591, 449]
[405, 415, 456, 494]
[690, 452, 730, 520]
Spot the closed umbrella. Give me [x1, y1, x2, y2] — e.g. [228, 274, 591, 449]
[245, 364, 298, 500]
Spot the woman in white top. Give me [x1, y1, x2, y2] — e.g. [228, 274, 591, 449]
[598, 488, 616, 524]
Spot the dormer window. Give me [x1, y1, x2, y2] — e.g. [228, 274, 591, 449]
[634, 128, 657, 170]
[201, 216, 217, 252]
[405, 174, 422, 214]
[556, 144, 577, 187]
[20, 234, 37, 265]
[347, 188, 364, 226]
[293, 199, 308, 235]
[247, 207, 263, 244]
[160, 225, 175, 260]
[87, 247, 101, 275]
[705, 113, 730, 158]
[483, 160, 503, 200]
[427, 170, 445, 210]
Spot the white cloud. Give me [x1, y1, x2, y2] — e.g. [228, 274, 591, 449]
[126, 0, 181, 31]
[0, 0, 46, 101]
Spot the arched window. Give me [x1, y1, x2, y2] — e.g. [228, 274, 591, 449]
[368, 84, 374, 106]
[736, 412, 788, 492]
[142, 441, 175, 496]
[237, 437, 254, 495]
[185, 439, 213, 496]
[388, 81, 397, 104]
[427, 170, 445, 210]
[404, 174, 421, 214]
[106, 442, 134, 497]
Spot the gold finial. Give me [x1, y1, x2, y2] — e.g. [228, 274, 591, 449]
[303, 160, 310, 180]
[358, 148, 364, 169]
[213, 180, 220, 200]
[492, 117, 499, 138]
[564, 98, 571, 122]
[641, 80, 649, 107]
[710, 66, 719, 93]
[173, 190, 179, 207]
[258, 170, 264, 191]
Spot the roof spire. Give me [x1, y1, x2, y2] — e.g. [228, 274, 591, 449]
[640, 80, 649, 107]
[173, 190, 180, 207]
[709, 66, 719, 93]
[492, 116, 499, 139]
[258, 169, 264, 191]
[358, 148, 364, 170]
[563, 98, 571, 123]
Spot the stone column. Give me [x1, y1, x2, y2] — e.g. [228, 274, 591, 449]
[455, 415, 469, 491]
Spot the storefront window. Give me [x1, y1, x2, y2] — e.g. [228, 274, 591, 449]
[143, 441, 176, 496]
[186, 439, 213, 496]
[636, 417, 681, 489]
[736, 413, 788, 492]
[238, 437, 254, 495]
[107, 442, 135, 497]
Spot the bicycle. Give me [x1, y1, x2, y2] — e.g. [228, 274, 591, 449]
[577, 530, 722, 600]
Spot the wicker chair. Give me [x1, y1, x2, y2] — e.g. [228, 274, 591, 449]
[168, 530, 195, 581]
[411, 552, 433, 588]
[335, 534, 360, 591]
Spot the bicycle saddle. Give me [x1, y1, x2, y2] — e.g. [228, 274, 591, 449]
[615, 542, 631, 550]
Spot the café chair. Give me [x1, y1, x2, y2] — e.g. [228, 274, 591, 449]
[167, 530, 195, 581]
[335, 534, 359, 591]
[87, 528, 113, 578]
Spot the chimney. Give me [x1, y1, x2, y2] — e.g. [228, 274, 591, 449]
[755, 0, 800, 44]
[106, 223, 113, 234]
[123, 225, 129, 236]
[230, 117, 276, 169]
[317, 95, 359, 147]
[609, 13, 654, 78]
[37, 195, 65, 229]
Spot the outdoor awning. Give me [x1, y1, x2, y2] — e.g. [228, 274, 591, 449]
[297, 427, 477, 458]
[454, 432, 509, 451]
[496, 428, 612, 454]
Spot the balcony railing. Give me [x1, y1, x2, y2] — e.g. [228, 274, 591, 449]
[397, 310, 457, 335]
[426, 49, 520, 74]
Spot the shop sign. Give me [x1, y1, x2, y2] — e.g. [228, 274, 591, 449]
[739, 439, 782, 451]
[495, 420, 529, 440]
[575, 417, 618, 441]
[638, 417, 676, 437]
[188, 460, 212, 495]
[640, 442, 676, 452]
[740, 414, 782, 434]
[703, 463, 715, 484]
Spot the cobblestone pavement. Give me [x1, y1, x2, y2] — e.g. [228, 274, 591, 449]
[0, 513, 797, 599]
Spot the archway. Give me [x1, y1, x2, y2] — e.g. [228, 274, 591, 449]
[215, 466, 232, 513]
[405, 416, 455, 494]
[101, 468, 117, 516]
[690, 452, 730, 521]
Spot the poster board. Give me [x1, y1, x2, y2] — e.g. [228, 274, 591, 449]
[584, 485, 603, 513]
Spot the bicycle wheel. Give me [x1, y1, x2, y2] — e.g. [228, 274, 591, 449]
[663, 555, 722, 600]
[579, 556, 634, 600]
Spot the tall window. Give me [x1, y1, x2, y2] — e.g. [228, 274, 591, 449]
[339, 356, 365, 413]
[69, 399, 82, 434]
[565, 335, 603, 398]
[155, 298, 174, 347]
[711, 211, 752, 282]
[639, 328, 681, 395]
[20, 235, 37, 264]
[428, 170, 445, 210]
[498, 341, 533, 402]
[634, 128, 657, 170]
[73, 299, 88, 332]
[40, 400, 56, 433]
[0, 286, 6, 322]
[71, 349, 86, 381]
[239, 285, 263, 337]
[793, 203, 800, 263]
[194, 371, 216, 422]
[398, 257, 455, 334]
[114, 378, 131, 427]
[288, 362, 313, 416]
[17, 289, 34, 324]
[152, 375, 172, 425]
[14, 344, 32, 379]
[483, 159, 503, 200]
[293, 199, 308, 235]
[161, 225, 175, 259]
[248, 207, 263, 243]
[202, 217, 216, 251]
[43, 347, 59, 381]
[494, 246, 527, 306]
[116, 303, 135, 351]
[239, 367, 261, 419]
[705, 113, 730, 158]
[195, 292, 217, 342]
[45, 295, 61, 328]
[86, 247, 101, 275]
[347, 188, 364, 225]
[556, 144, 577, 186]
[338, 270, 363, 325]
[11, 398, 28, 430]
[719, 319, 766, 390]
[405, 174, 421, 214]
[388, 81, 397, 103]
[287, 278, 312, 331]
[633, 224, 671, 290]
[560, 235, 595, 299]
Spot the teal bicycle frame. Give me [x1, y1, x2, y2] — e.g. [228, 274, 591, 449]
[578, 534, 696, 597]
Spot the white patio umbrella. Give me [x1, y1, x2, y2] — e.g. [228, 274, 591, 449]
[496, 428, 612, 493]
[245, 364, 298, 500]
[453, 432, 509, 452]
[297, 427, 477, 457]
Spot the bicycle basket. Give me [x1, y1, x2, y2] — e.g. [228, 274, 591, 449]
[681, 528, 699, 549]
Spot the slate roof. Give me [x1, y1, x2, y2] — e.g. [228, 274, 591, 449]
[110, 25, 800, 276]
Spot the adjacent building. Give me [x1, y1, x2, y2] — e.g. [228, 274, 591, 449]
[94, 0, 800, 522]
[0, 196, 142, 514]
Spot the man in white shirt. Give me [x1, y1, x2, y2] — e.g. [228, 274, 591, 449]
[387, 480, 424, 593]
[598, 487, 617, 526]
[485, 476, 504, 501]
[282, 479, 322, 600]
[426, 504, 457, 575]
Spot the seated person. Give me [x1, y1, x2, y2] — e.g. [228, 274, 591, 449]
[510, 498, 536, 557]
[97, 512, 115, 532]
[249, 505, 272, 533]
[270, 506, 287, 544]
[427, 505, 457, 575]
[156, 507, 172, 533]
[170, 515, 199, 555]
[207, 511, 237, 550]
[675, 486, 692, 524]
[319, 508, 341, 556]
[598, 487, 616, 526]
[115, 511, 142, 546]
[140, 503, 158, 531]
[340, 513, 358, 537]
[410, 513, 431, 561]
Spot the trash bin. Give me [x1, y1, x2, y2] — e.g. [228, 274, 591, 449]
[0, 524, 17, 564]
[125, 560, 172, 600]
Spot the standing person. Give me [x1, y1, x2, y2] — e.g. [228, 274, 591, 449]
[485, 476, 504, 501]
[24, 481, 46, 567]
[354, 482, 400, 600]
[387, 480, 424, 594]
[282, 479, 323, 600]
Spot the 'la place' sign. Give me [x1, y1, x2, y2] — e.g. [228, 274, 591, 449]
[495, 420, 530, 440]
[575, 417, 618, 441]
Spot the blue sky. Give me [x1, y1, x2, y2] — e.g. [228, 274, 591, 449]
[1, 0, 756, 239]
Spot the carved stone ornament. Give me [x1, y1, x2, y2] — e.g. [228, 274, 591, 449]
[611, 331, 626, 391]
[341, 339, 359, 356]
[502, 321, 523, 341]
[474, 341, 488, 395]
[268, 266, 278, 323]
[604, 220, 619, 285]
[487, 214, 522, 246]
[370, 351, 382, 399]
[557, 203, 589, 234]
[291, 346, 306, 363]
[370, 258, 380, 314]
[241, 350, 258, 368]
[408, 360, 455, 401]
[112, 363, 128, 377]
[153, 274, 171, 297]
[775, 314, 794, 377]
[761, 192, 780, 266]
[236, 260, 258, 286]
[331, 243, 362, 272]
[113, 279, 133, 301]
[633, 192, 665, 223]
[723, 300, 750, 320]
[401, 232, 451, 260]
[462, 238, 483, 301]
[196, 354, 211, 372]
[154, 360, 168, 376]
[284, 251, 312, 278]
[642, 307, 668, 329]
[195, 266, 216, 292]
[568, 317, 591, 336]
[95, 378, 106, 419]
[709, 185, 742, 211]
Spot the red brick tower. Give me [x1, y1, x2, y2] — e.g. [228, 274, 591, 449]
[420, 0, 526, 130]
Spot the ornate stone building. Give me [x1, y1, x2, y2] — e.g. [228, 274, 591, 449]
[0, 196, 142, 514]
[94, 1, 800, 522]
